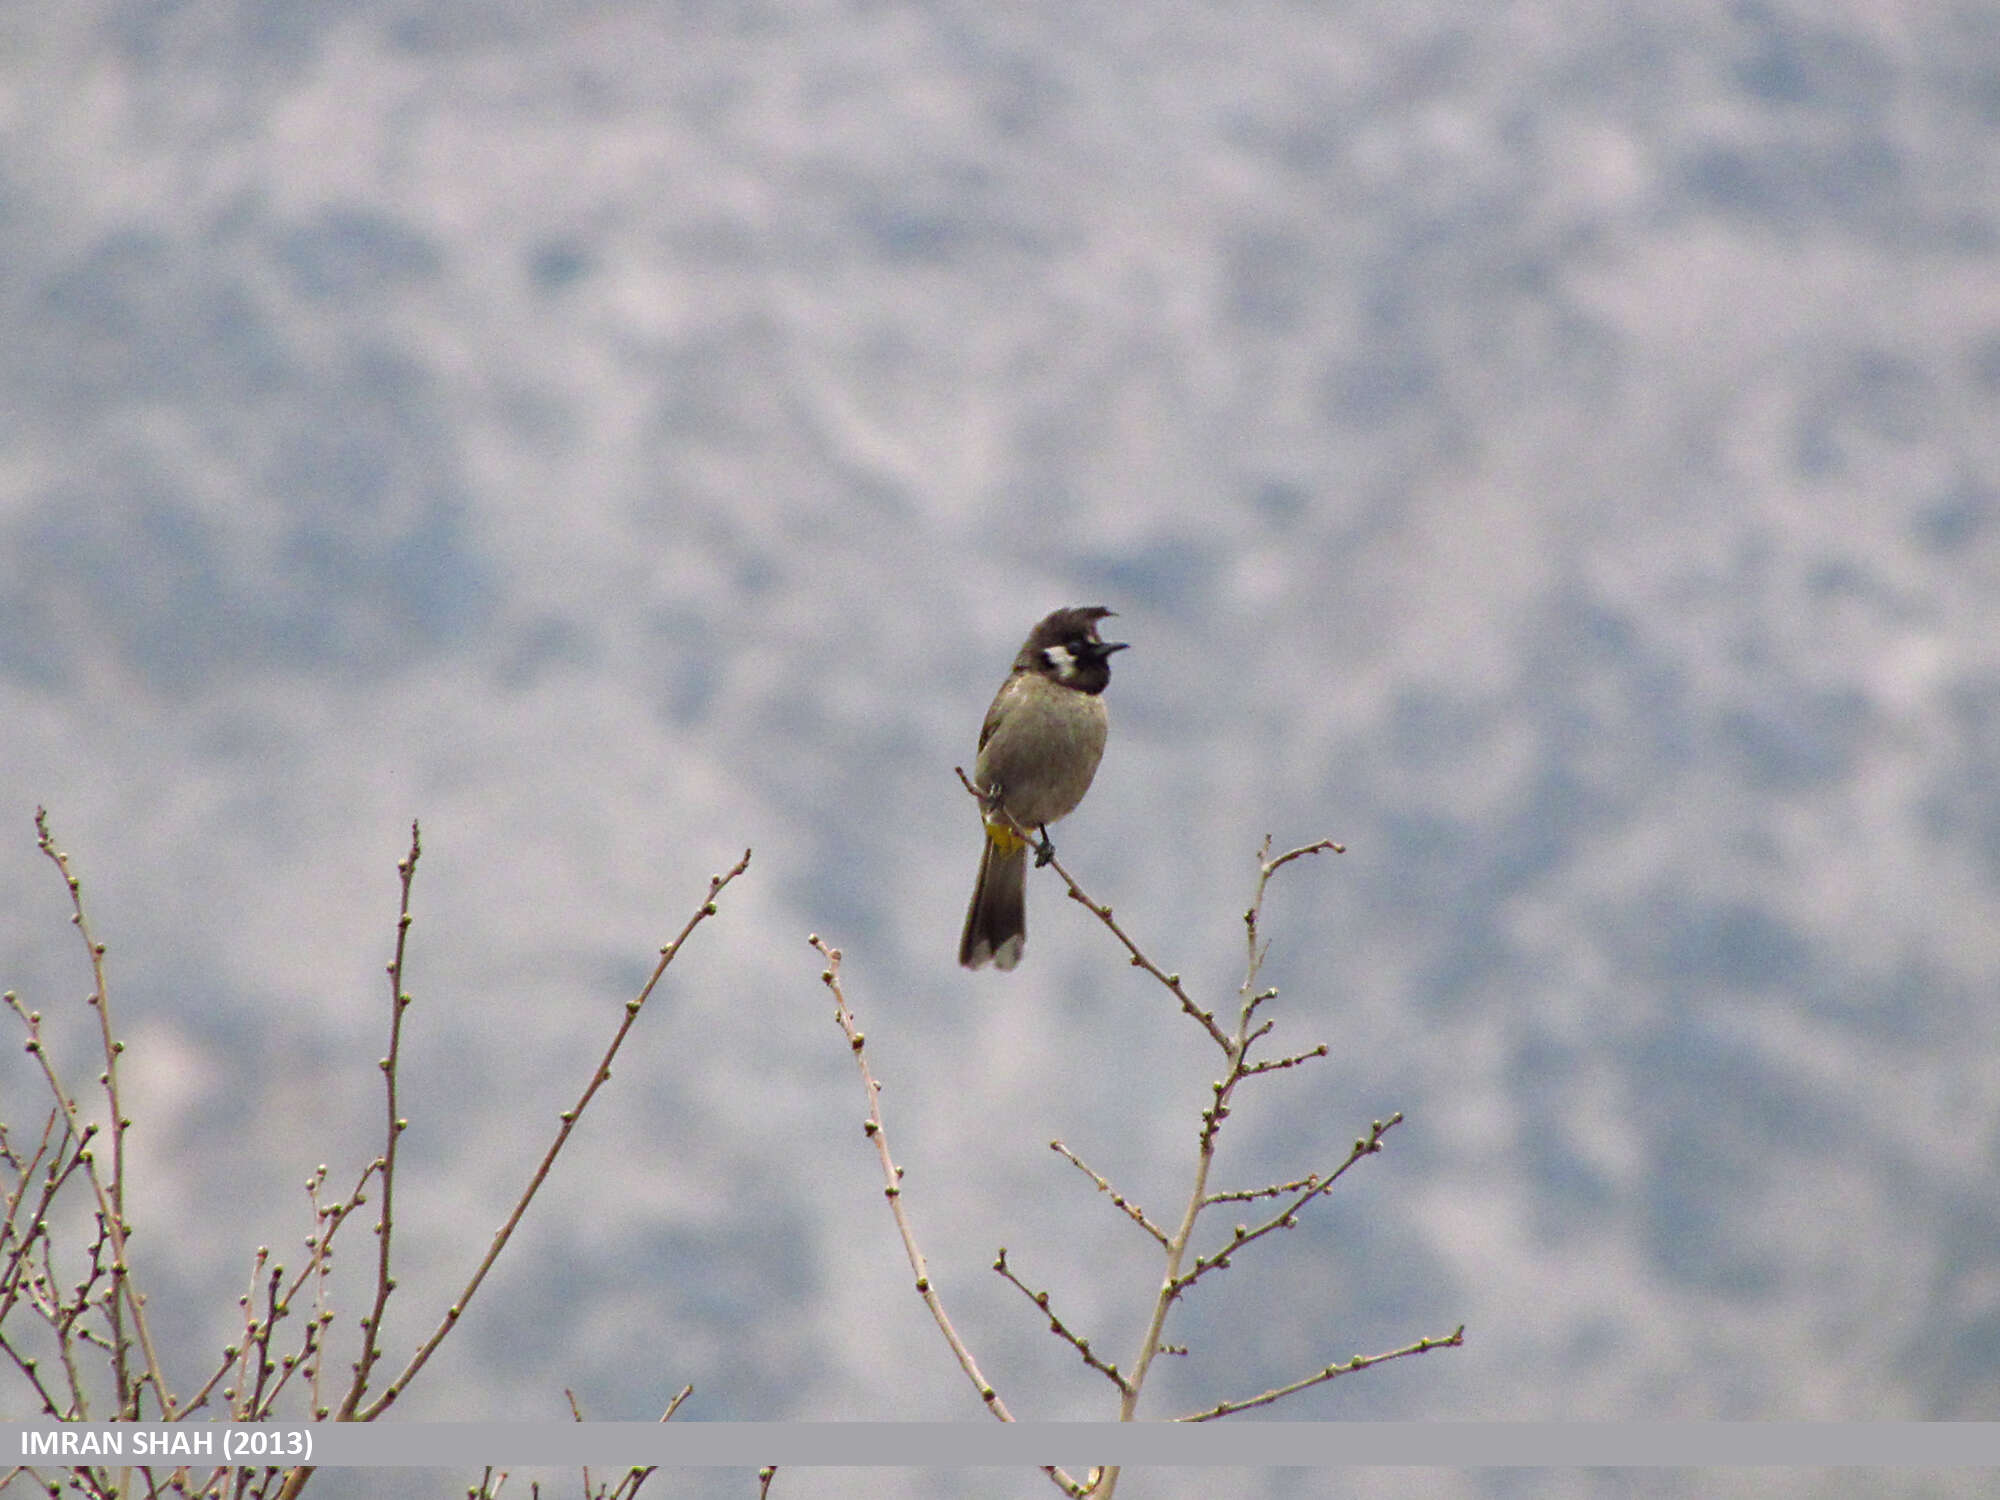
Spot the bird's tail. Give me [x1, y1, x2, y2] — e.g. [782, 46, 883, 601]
[959, 827, 1028, 970]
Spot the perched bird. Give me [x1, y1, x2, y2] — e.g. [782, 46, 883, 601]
[959, 606, 1127, 970]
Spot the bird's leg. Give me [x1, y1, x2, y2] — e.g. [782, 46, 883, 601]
[1033, 827, 1056, 867]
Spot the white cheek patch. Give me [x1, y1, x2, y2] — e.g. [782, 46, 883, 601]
[1043, 643, 1079, 681]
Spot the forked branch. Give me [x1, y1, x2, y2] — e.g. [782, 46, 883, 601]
[812, 936, 1093, 1498]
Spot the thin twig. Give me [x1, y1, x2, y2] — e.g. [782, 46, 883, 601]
[0, 1110, 87, 1331]
[809, 936, 1011, 1418]
[271, 847, 749, 1500]
[1174, 1117, 1401, 1297]
[1090, 836, 1367, 1500]
[1049, 1141, 1167, 1247]
[600, 1384, 690, 1500]
[35, 813, 140, 1414]
[566, 1387, 594, 1498]
[301, 1164, 339, 1418]
[337, 820, 424, 1420]
[810, 938, 1093, 1499]
[183, 1158, 379, 1420]
[30, 810, 174, 1419]
[249, 1256, 287, 1416]
[1179, 1325, 1465, 1420]
[1202, 1172, 1325, 1207]
[993, 1248, 1131, 1396]
[1261, 836, 1346, 876]
[359, 849, 751, 1420]
[0, 1217, 71, 1417]
[1240, 1042, 1330, 1076]
[953, 767, 1231, 1051]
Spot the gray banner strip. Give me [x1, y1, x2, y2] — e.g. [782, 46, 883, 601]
[7, 1423, 2000, 1468]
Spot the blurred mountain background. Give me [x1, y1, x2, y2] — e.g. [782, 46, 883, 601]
[3, 2, 1997, 1497]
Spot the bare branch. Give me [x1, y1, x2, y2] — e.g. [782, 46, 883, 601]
[1261, 835, 1346, 876]
[810, 936, 1010, 1418]
[1240, 1042, 1329, 1077]
[183, 1159, 379, 1421]
[812, 937, 1091, 1498]
[337, 819, 424, 1420]
[1201, 1172, 1325, 1208]
[0, 1110, 89, 1333]
[571, 1382, 691, 1500]
[1049, 1140, 1167, 1247]
[1088, 834, 1434, 1500]
[954, 768, 1230, 1052]
[1175, 1116, 1403, 1298]
[1179, 1325, 1464, 1421]
[27, 810, 174, 1419]
[992, 1248, 1130, 1396]
[357, 849, 752, 1422]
